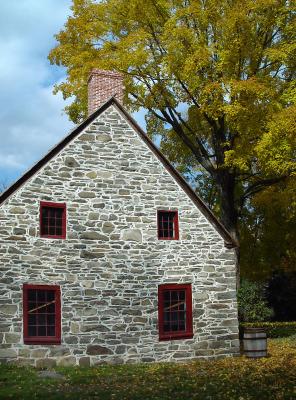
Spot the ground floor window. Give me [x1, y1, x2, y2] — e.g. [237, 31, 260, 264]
[158, 283, 193, 340]
[23, 284, 61, 344]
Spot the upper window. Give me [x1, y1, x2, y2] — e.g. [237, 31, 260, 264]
[23, 284, 61, 345]
[158, 284, 193, 341]
[157, 210, 179, 240]
[40, 201, 66, 239]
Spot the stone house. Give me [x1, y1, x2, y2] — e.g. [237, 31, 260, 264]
[0, 70, 239, 367]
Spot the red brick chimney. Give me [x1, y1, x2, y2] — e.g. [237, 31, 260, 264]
[88, 69, 124, 115]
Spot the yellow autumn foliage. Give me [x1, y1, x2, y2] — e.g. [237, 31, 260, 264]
[49, 0, 296, 237]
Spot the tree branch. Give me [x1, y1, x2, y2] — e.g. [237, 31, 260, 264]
[242, 175, 287, 201]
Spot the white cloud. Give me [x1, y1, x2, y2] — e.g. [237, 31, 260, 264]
[0, 0, 149, 188]
[0, 0, 73, 185]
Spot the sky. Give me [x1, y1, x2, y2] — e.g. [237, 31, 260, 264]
[0, 0, 146, 190]
[0, 0, 74, 187]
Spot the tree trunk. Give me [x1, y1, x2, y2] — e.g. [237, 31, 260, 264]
[215, 169, 240, 289]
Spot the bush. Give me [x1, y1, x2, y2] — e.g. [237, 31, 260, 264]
[237, 279, 273, 322]
[241, 322, 296, 338]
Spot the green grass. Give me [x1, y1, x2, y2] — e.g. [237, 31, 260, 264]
[0, 338, 296, 400]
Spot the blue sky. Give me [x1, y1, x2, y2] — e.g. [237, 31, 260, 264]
[0, 0, 74, 187]
[0, 0, 146, 190]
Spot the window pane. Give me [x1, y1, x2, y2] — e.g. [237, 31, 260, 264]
[28, 314, 36, 325]
[38, 326, 46, 336]
[41, 226, 48, 235]
[28, 290, 36, 301]
[164, 312, 170, 323]
[49, 208, 56, 218]
[28, 326, 37, 336]
[28, 302, 36, 312]
[47, 291, 55, 302]
[38, 314, 46, 325]
[164, 291, 170, 301]
[47, 326, 55, 336]
[56, 217, 62, 226]
[171, 291, 178, 301]
[171, 323, 179, 331]
[179, 291, 185, 301]
[56, 209, 63, 218]
[47, 302, 55, 313]
[37, 291, 46, 302]
[42, 217, 49, 224]
[49, 217, 55, 227]
[171, 311, 178, 321]
[179, 321, 185, 330]
[47, 314, 55, 325]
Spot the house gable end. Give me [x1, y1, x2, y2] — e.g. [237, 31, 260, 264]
[0, 98, 236, 248]
[0, 97, 239, 365]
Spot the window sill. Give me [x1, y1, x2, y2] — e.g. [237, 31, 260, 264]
[24, 338, 61, 345]
[157, 237, 179, 241]
[40, 235, 66, 240]
[159, 333, 193, 341]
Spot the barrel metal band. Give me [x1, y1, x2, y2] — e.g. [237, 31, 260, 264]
[244, 349, 267, 352]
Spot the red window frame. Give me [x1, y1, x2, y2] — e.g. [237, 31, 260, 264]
[40, 201, 66, 239]
[158, 283, 193, 341]
[23, 284, 61, 345]
[157, 210, 179, 240]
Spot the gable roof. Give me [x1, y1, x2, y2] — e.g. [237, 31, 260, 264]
[0, 97, 237, 248]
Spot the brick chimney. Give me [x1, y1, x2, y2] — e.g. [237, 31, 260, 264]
[88, 69, 124, 115]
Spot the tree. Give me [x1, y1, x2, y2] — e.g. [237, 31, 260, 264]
[266, 271, 296, 321]
[49, 0, 296, 248]
[240, 179, 296, 281]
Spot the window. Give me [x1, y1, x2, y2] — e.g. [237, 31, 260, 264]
[23, 284, 61, 344]
[157, 210, 179, 240]
[158, 284, 193, 340]
[40, 201, 66, 239]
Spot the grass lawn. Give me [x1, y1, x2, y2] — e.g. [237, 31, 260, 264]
[0, 338, 295, 400]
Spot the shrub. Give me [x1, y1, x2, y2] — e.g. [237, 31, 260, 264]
[237, 279, 273, 322]
[241, 322, 296, 338]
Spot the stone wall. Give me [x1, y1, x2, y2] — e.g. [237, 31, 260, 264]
[0, 104, 239, 366]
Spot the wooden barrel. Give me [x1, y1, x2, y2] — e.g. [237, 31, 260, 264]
[243, 327, 267, 358]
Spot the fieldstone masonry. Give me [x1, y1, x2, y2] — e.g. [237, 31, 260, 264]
[0, 103, 239, 366]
